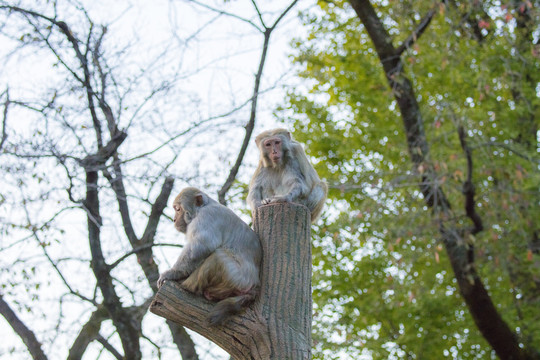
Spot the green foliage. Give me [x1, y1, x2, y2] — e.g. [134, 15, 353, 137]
[283, 0, 540, 358]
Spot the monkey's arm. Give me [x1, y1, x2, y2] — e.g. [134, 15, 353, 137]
[157, 232, 216, 288]
[263, 183, 303, 204]
[263, 162, 308, 205]
[247, 171, 265, 209]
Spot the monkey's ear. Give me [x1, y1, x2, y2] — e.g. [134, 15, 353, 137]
[284, 131, 291, 140]
[194, 194, 204, 207]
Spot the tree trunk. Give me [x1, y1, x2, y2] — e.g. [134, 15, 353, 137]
[347, 1, 538, 359]
[150, 202, 312, 360]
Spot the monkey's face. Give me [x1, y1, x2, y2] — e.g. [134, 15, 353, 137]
[261, 136, 284, 167]
[173, 201, 188, 233]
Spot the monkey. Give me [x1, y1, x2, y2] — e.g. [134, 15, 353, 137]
[157, 187, 261, 326]
[247, 128, 327, 222]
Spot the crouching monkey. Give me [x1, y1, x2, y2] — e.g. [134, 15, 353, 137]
[247, 128, 327, 222]
[157, 187, 261, 326]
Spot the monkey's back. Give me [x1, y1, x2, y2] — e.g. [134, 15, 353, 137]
[200, 201, 261, 264]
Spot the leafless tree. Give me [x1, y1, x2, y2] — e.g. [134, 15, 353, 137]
[0, 1, 300, 359]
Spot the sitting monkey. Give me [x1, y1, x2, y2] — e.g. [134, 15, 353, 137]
[157, 187, 261, 325]
[247, 128, 327, 222]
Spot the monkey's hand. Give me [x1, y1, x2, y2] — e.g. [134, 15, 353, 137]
[262, 195, 290, 204]
[157, 269, 185, 288]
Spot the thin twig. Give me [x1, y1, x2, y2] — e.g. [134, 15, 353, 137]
[395, 7, 436, 56]
[1, 88, 9, 151]
[186, 0, 263, 32]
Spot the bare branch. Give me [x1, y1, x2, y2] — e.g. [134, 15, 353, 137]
[122, 101, 251, 164]
[67, 306, 109, 360]
[109, 243, 183, 270]
[0, 293, 48, 360]
[186, 0, 263, 32]
[472, 141, 540, 164]
[79, 130, 127, 170]
[269, 0, 299, 30]
[102, 160, 139, 245]
[217, 0, 299, 205]
[217, 29, 271, 205]
[84, 167, 142, 359]
[250, 0, 266, 28]
[103, 163, 196, 356]
[95, 335, 123, 360]
[16, 184, 97, 305]
[141, 176, 175, 245]
[0, 5, 104, 147]
[0, 88, 8, 151]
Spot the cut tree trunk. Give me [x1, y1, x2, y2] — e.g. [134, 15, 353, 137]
[150, 202, 312, 360]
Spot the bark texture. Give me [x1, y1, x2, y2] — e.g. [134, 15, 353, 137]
[150, 202, 312, 360]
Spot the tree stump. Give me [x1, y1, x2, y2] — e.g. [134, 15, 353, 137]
[149, 202, 312, 360]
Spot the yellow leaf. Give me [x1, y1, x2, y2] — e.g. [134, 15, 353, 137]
[439, 3, 446, 15]
[441, 57, 448, 70]
[453, 169, 464, 180]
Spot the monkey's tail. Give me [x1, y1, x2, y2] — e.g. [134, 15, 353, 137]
[207, 288, 257, 326]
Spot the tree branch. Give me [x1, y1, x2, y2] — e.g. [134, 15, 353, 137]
[141, 176, 175, 246]
[83, 166, 141, 359]
[96, 335, 123, 360]
[0, 5, 106, 147]
[348, 0, 449, 209]
[79, 131, 127, 170]
[250, 0, 266, 28]
[1, 88, 8, 151]
[473, 141, 540, 164]
[217, 30, 270, 205]
[269, 0, 299, 31]
[102, 159, 138, 245]
[457, 126, 483, 235]
[186, 0, 263, 32]
[0, 293, 48, 360]
[104, 166, 197, 357]
[395, 7, 436, 56]
[217, 0, 298, 205]
[1, 4, 199, 359]
[67, 306, 109, 360]
[109, 243, 181, 270]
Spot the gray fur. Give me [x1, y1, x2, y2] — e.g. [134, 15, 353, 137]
[158, 187, 261, 325]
